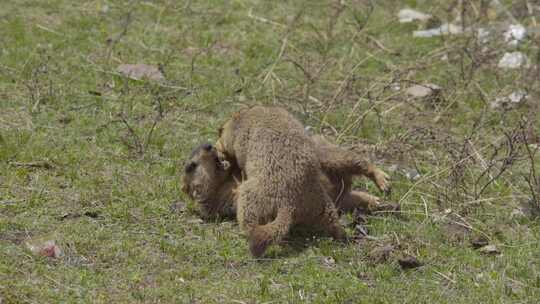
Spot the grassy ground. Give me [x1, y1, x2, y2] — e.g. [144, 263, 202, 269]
[1, 0, 540, 303]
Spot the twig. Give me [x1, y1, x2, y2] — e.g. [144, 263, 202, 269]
[247, 9, 285, 27]
[398, 135, 505, 204]
[433, 270, 456, 284]
[263, 36, 288, 84]
[118, 114, 144, 156]
[8, 161, 53, 169]
[35, 24, 62, 36]
[366, 35, 399, 55]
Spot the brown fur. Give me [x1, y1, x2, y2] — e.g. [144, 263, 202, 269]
[215, 106, 369, 257]
[182, 137, 392, 221]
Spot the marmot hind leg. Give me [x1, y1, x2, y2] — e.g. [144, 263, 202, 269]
[236, 179, 293, 257]
[317, 148, 391, 194]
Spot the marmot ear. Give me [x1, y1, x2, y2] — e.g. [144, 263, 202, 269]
[185, 161, 197, 173]
[202, 143, 212, 151]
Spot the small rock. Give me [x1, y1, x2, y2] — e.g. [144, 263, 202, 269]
[413, 23, 463, 38]
[470, 236, 489, 249]
[117, 64, 165, 82]
[508, 91, 527, 103]
[504, 24, 527, 46]
[398, 255, 423, 269]
[477, 28, 492, 44]
[398, 8, 432, 23]
[387, 164, 399, 173]
[498, 52, 529, 69]
[322, 256, 336, 267]
[478, 244, 500, 255]
[389, 82, 401, 91]
[405, 169, 421, 181]
[170, 201, 187, 213]
[304, 125, 314, 135]
[490, 91, 528, 109]
[406, 84, 441, 99]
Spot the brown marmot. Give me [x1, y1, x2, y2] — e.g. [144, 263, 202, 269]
[182, 137, 392, 221]
[214, 106, 388, 257]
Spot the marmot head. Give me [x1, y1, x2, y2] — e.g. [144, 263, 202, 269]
[181, 143, 231, 203]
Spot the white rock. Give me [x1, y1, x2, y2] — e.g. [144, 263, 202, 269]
[508, 91, 527, 103]
[498, 52, 528, 69]
[413, 23, 463, 38]
[490, 91, 528, 109]
[504, 24, 527, 46]
[477, 28, 491, 44]
[390, 82, 401, 91]
[398, 8, 431, 23]
[406, 83, 441, 98]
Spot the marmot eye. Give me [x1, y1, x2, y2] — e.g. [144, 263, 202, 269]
[202, 143, 212, 151]
[185, 161, 197, 173]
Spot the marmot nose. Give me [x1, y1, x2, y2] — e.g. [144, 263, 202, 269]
[202, 143, 213, 151]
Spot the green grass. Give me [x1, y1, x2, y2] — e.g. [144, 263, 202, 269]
[1, 0, 540, 303]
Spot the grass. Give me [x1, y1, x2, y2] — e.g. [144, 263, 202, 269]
[1, 0, 540, 303]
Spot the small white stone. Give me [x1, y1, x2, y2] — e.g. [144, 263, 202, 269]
[398, 8, 432, 23]
[406, 84, 441, 98]
[390, 82, 401, 91]
[477, 28, 491, 44]
[508, 91, 527, 103]
[504, 24, 527, 46]
[497, 52, 528, 69]
[490, 91, 527, 109]
[413, 23, 463, 38]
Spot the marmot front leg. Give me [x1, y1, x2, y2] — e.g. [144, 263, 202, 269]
[314, 189, 348, 241]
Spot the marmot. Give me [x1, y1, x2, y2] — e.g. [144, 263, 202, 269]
[214, 106, 388, 257]
[182, 137, 393, 221]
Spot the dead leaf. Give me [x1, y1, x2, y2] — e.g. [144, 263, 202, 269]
[186, 218, 203, 224]
[117, 64, 165, 82]
[398, 255, 423, 269]
[9, 161, 53, 170]
[26, 239, 63, 258]
[354, 224, 369, 239]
